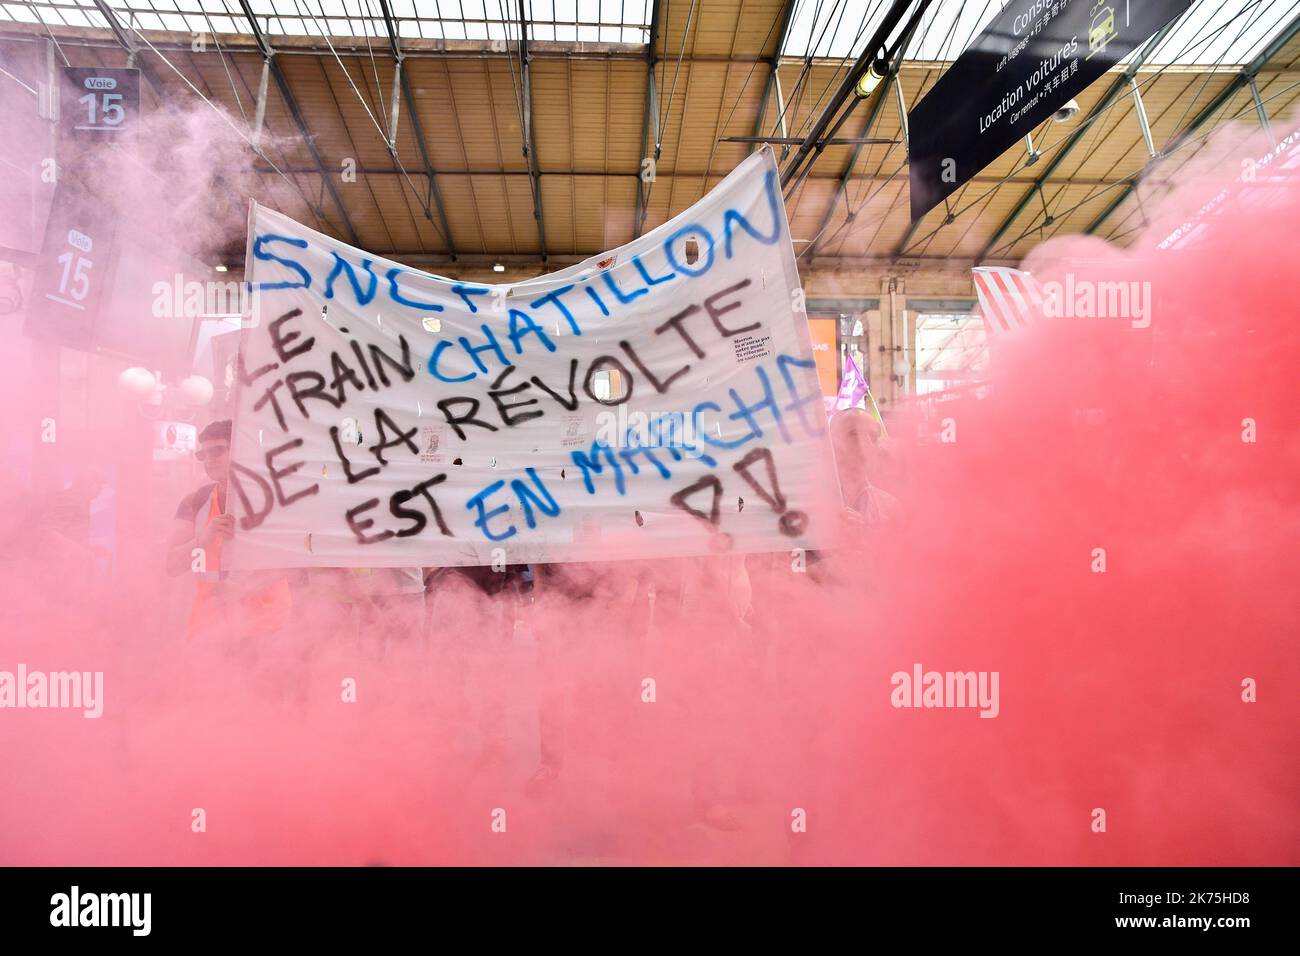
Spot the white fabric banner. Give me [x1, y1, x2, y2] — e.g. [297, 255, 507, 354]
[224, 147, 838, 569]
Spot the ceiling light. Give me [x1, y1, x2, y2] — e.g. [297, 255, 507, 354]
[493, 262, 505, 273]
[214, 264, 228, 272]
[855, 59, 889, 99]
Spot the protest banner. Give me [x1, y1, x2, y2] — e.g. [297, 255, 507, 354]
[224, 146, 839, 568]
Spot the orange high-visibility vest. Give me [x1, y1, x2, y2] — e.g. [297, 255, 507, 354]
[186, 489, 291, 640]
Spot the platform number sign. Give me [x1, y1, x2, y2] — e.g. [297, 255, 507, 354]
[49, 228, 96, 309]
[24, 182, 118, 347]
[60, 67, 139, 136]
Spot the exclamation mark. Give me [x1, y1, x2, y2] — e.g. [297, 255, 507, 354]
[732, 447, 808, 537]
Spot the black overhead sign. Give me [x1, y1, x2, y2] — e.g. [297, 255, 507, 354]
[24, 179, 119, 348]
[907, 0, 1191, 222]
[60, 67, 140, 138]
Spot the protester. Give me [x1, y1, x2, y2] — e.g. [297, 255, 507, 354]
[828, 407, 900, 524]
[165, 420, 292, 644]
[358, 567, 428, 661]
[527, 555, 641, 797]
[44, 468, 105, 552]
[0, 468, 113, 613]
[656, 552, 755, 831]
[426, 563, 528, 770]
[732, 406, 899, 844]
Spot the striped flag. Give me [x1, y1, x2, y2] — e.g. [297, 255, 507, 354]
[972, 265, 1044, 334]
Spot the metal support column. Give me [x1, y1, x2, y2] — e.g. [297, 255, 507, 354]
[1129, 75, 1157, 159]
[517, 0, 547, 262]
[237, 0, 360, 245]
[633, 0, 662, 238]
[378, 0, 456, 257]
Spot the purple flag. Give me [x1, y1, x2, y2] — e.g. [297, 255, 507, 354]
[832, 350, 868, 412]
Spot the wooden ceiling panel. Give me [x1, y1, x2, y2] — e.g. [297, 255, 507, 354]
[826, 178, 910, 258]
[570, 170, 634, 253]
[690, 2, 746, 58]
[404, 59, 470, 172]
[601, 175, 640, 249]
[538, 172, 575, 254]
[502, 174, 542, 254]
[606, 61, 648, 170]
[733, 0, 790, 59]
[6, 5, 1294, 266]
[441, 58, 517, 170]
[433, 175, 489, 254]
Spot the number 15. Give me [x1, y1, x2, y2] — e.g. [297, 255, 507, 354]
[79, 92, 124, 126]
[56, 251, 92, 300]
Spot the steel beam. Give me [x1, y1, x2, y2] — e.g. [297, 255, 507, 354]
[724, 135, 894, 145]
[17, 25, 1300, 70]
[1084, 77, 1240, 234]
[807, 75, 895, 258]
[1247, 73, 1273, 143]
[247, 166, 1123, 186]
[377, 0, 457, 258]
[517, 0, 547, 261]
[779, 0, 927, 190]
[1086, 10, 1300, 236]
[749, 0, 799, 156]
[90, 0, 165, 96]
[809, 13, 920, 260]
[633, 0, 661, 238]
[975, 16, 1184, 260]
[236, 1, 360, 246]
[0, 28, 772, 63]
[1129, 75, 1156, 158]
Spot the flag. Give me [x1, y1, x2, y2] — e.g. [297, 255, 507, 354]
[972, 265, 1043, 334]
[832, 350, 868, 412]
[825, 350, 889, 437]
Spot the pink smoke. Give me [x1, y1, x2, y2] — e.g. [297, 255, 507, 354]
[0, 73, 1296, 865]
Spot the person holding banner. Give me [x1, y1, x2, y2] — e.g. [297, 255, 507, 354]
[526, 558, 642, 797]
[357, 566, 428, 661]
[742, 404, 896, 607]
[165, 420, 292, 646]
[663, 553, 755, 831]
[425, 564, 529, 771]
